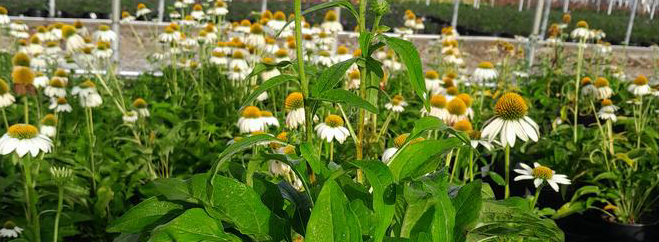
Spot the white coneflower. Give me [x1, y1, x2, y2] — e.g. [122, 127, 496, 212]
[425, 70, 443, 95]
[93, 25, 117, 43]
[183, 0, 195, 5]
[71, 80, 103, 108]
[457, 93, 474, 119]
[237, 106, 265, 133]
[245, 23, 266, 50]
[270, 145, 294, 176]
[473, 61, 498, 84]
[274, 49, 290, 63]
[394, 27, 413, 36]
[594, 77, 613, 100]
[44, 41, 62, 56]
[169, 10, 181, 19]
[30, 55, 48, 71]
[179, 34, 199, 52]
[321, 10, 343, 33]
[211, 1, 229, 16]
[228, 50, 249, 71]
[174, 0, 186, 8]
[49, 97, 73, 113]
[121, 11, 136, 23]
[414, 18, 425, 30]
[123, 111, 138, 123]
[196, 30, 216, 45]
[235, 19, 252, 33]
[51, 69, 69, 85]
[346, 69, 361, 90]
[136, 3, 152, 18]
[597, 99, 618, 122]
[32, 72, 49, 89]
[404, 11, 416, 28]
[0, 6, 9, 26]
[0, 79, 14, 108]
[35, 26, 51, 43]
[421, 95, 449, 121]
[190, 4, 205, 20]
[469, 130, 495, 151]
[628, 75, 652, 96]
[596, 41, 612, 55]
[482, 93, 539, 147]
[0, 124, 52, 157]
[570, 20, 591, 41]
[228, 66, 247, 82]
[267, 11, 288, 35]
[446, 98, 468, 125]
[385, 95, 407, 113]
[383, 134, 416, 164]
[0, 221, 24, 238]
[444, 86, 459, 101]
[514, 163, 571, 192]
[27, 36, 44, 56]
[133, 98, 149, 117]
[333, 45, 352, 63]
[210, 50, 228, 67]
[315, 115, 350, 144]
[179, 15, 197, 27]
[159, 26, 180, 44]
[313, 50, 334, 67]
[50, 23, 64, 40]
[93, 41, 113, 59]
[580, 77, 597, 98]
[62, 25, 86, 53]
[264, 37, 279, 55]
[40, 114, 57, 137]
[383, 51, 402, 71]
[285, 92, 305, 129]
[443, 51, 463, 66]
[591, 29, 605, 41]
[45, 78, 67, 98]
[260, 110, 279, 128]
[260, 58, 280, 81]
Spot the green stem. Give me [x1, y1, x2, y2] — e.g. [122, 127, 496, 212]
[53, 186, 64, 242]
[505, 144, 511, 199]
[606, 120, 614, 155]
[23, 158, 41, 242]
[573, 38, 585, 143]
[24, 95, 29, 124]
[1, 108, 8, 129]
[469, 148, 474, 182]
[530, 184, 544, 209]
[329, 141, 334, 164]
[450, 147, 461, 183]
[85, 107, 96, 192]
[293, 0, 311, 142]
[375, 112, 394, 142]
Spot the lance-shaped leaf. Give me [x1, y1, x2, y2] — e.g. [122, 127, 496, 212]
[305, 179, 362, 242]
[242, 74, 299, 107]
[352, 160, 396, 242]
[380, 35, 428, 110]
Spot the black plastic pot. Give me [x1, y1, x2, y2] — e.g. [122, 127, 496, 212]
[558, 210, 659, 242]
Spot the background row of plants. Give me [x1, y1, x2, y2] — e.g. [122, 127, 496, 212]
[5, 1, 659, 45]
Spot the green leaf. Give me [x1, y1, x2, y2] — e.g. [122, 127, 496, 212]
[352, 160, 396, 242]
[276, 0, 358, 37]
[593, 171, 617, 181]
[364, 57, 384, 78]
[487, 172, 506, 186]
[552, 201, 586, 219]
[317, 89, 378, 114]
[107, 196, 185, 234]
[452, 181, 482, 242]
[242, 74, 299, 107]
[300, 142, 331, 181]
[408, 117, 469, 144]
[152, 178, 191, 202]
[149, 208, 241, 242]
[311, 58, 358, 96]
[388, 139, 462, 182]
[379, 35, 428, 110]
[569, 185, 600, 203]
[305, 179, 362, 242]
[425, 173, 455, 242]
[204, 174, 290, 241]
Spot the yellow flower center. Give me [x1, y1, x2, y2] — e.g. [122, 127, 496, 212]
[8, 124, 39, 139]
[169, 23, 180, 31]
[193, 4, 203, 11]
[494, 93, 528, 120]
[265, 37, 275, 44]
[232, 51, 244, 59]
[349, 70, 360, 79]
[215, 1, 227, 7]
[80, 80, 95, 88]
[447, 98, 467, 115]
[260, 110, 273, 117]
[0, 79, 9, 94]
[12, 53, 31, 67]
[532, 165, 553, 180]
[281, 145, 296, 154]
[394, 133, 410, 148]
[133, 98, 147, 108]
[443, 78, 454, 88]
[242, 106, 261, 118]
[446, 72, 457, 79]
[453, 119, 472, 132]
[285, 92, 304, 109]
[122, 11, 131, 18]
[425, 70, 439, 79]
[337, 46, 349, 55]
[576, 20, 588, 28]
[262, 10, 273, 19]
[319, 51, 331, 57]
[56, 97, 68, 105]
[581, 77, 592, 86]
[274, 11, 286, 21]
[324, 114, 344, 127]
[601, 99, 613, 106]
[634, 75, 648, 85]
[468, 130, 481, 139]
[353, 49, 362, 57]
[0, 6, 7, 15]
[446, 86, 459, 96]
[250, 23, 263, 34]
[478, 61, 494, 69]
[430, 95, 447, 108]
[562, 13, 571, 24]
[41, 114, 57, 126]
[240, 19, 251, 27]
[12, 66, 34, 85]
[457, 93, 472, 107]
[29, 35, 40, 44]
[62, 25, 77, 38]
[262, 57, 274, 65]
[99, 25, 110, 31]
[594, 77, 609, 88]
[325, 10, 337, 22]
[137, 3, 147, 10]
[46, 41, 58, 47]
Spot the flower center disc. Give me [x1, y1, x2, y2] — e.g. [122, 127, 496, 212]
[447, 98, 467, 115]
[634, 75, 648, 85]
[393, 133, 409, 148]
[324, 114, 344, 127]
[285, 92, 304, 110]
[430, 95, 447, 108]
[8, 124, 39, 139]
[494, 93, 527, 120]
[242, 106, 261, 118]
[532, 166, 553, 180]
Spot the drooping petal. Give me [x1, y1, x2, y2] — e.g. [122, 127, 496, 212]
[548, 180, 559, 192]
[533, 178, 543, 188]
[514, 175, 534, 181]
